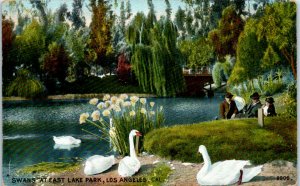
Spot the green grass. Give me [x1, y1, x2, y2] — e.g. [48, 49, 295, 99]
[139, 163, 172, 186]
[17, 161, 81, 175]
[60, 75, 146, 94]
[144, 117, 296, 164]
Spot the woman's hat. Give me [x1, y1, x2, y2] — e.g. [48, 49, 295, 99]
[225, 92, 234, 98]
[265, 97, 275, 103]
[250, 92, 260, 99]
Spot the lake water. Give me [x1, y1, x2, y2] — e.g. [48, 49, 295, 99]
[3, 96, 223, 185]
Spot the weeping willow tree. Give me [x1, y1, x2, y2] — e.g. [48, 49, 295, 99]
[7, 69, 45, 98]
[129, 17, 185, 96]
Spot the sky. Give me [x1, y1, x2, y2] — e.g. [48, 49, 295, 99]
[1, 0, 186, 26]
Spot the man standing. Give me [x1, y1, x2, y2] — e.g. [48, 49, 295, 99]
[220, 92, 238, 119]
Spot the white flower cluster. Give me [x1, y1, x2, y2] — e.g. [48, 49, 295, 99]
[79, 94, 163, 124]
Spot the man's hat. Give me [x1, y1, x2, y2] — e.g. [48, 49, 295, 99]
[225, 92, 234, 98]
[250, 92, 260, 99]
[265, 97, 275, 103]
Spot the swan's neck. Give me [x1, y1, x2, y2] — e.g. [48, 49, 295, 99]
[129, 134, 137, 158]
[199, 149, 212, 177]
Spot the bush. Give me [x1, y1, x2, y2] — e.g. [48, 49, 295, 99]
[283, 82, 297, 118]
[6, 69, 45, 98]
[212, 59, 233, 87]
[80, 94, 164, 156]
[144, 117, 296, 164]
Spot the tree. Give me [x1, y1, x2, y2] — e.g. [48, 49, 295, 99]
[131, 19, 185, 96]
[69, 0, 86, 29]
[179, 37, 214, 70]
[119, 0, 126, 34]
[174, 6, 186, 38]
[65, 27, 91, 81]
[208, 5, 245, 60]
[89, 0, 114, 70]
[256, 2, 296, 79]
[30, 0, 48, 29]
[164, 0, 171, 20]
[2, 16, 15, 82]
[12, 19, 46, 75]
[41, 42, 70, 83]
[125, 0, 132, 19]
[228, 19, 267, 85]
[210, 0, 230, 30]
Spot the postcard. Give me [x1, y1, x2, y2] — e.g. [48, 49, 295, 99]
[2, 0, 297, 185]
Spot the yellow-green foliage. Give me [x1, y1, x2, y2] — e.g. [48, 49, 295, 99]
[17, 162, 81, 175]
[144, 117, 296, 164]
[7, 69, 45, 98]
[141, 163, 172, 186]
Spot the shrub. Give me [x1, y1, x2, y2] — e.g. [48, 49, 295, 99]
[80, 94, 164, 156]
[283, 82, 297, 118]
[212, 59, 233, 87]
[6, 69, 45, 98]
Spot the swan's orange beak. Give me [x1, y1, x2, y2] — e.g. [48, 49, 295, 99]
[136, 131, 142, 136]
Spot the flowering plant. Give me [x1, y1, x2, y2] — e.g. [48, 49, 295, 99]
[79, 94, 164, 155]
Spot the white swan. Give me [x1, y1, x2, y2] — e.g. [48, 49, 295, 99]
[53, 136, 81, 145]
[197, 145, 263, 185]
[84, 155, 115, 175]
[118, 129, 142, 177]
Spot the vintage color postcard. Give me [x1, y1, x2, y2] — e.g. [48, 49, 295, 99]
[2, 0, 297, 185]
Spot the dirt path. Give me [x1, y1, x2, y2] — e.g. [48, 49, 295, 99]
[34, 155, 297, 186]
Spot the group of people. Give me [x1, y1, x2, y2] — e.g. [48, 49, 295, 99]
[220, 92, 277, 120]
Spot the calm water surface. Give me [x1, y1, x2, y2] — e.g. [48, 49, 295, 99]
[3, 96, 223, 185]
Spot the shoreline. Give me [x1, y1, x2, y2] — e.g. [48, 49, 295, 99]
[2, 93, 157, 102]
[17, 154, 297, 186]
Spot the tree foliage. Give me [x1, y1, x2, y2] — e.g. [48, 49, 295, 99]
[256, 2, 296, 79]
[89, 0, 114, 68]
[64, 28, 90, 81]
[208, 5, 245, 60]
[12, 19, 46, 75]
[179, 37, 214, 69]
[41, 42, 70, 82]
[2, 16, 15, 82]
[228, 19, 267, 85]
[212, 60, 232, 87]
[130, 14, 185, 96]
[69, 0, 86, 29]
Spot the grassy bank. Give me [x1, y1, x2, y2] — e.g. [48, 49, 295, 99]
[144, 116, 296, 164]
[17, 161, 81, 175]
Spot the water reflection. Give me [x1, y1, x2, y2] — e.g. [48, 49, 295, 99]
[54, 143, 81, 151]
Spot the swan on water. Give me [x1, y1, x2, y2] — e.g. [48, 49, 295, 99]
[118, 129, 142, 177]
[197, 145, 263, 185]
[84, 155, 115, 175]
[53, 136, 81, 145]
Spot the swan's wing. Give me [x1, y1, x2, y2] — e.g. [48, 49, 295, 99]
[203, 160, 250, 185]
[242, 165, 263, 182]
[118, 157, 140, 177]
[86, 155, 104, 161]
[84, 155, 114, 175]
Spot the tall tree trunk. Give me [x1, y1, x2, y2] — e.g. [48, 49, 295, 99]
[282, 48, 296, 80]
[290, 55, 297, 80]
